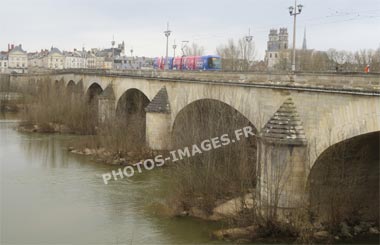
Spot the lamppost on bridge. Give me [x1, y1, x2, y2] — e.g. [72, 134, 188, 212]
[244, 28, 253, 71]
[164, 23, 172, 70]
[130, 48, 134, 69]
[181, 40, 189, 56]
[288, 0, 303, 72]
[111, 36, 115, 70]
[172, 39, 177, 58]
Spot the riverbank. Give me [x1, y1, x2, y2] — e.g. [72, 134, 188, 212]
[0, 92, 24, 113]
[17, 120, 157, 165]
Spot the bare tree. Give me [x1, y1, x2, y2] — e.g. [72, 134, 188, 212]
[185, 42, 205, 56]
[371, 46, 380, 72]
[298, 50, 330, 72]
[353, 49, 376, 71]
[217, 39, 241, 71]
[327, 49, 351, 66]
[217, 38, 256, 71]
[273, 50, 290, 71]
[238, 38, 256, 71]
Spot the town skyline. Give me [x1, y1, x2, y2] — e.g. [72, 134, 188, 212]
[1, 0, 379, 59]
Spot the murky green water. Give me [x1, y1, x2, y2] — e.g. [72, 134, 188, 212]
[2, 113, 377, 245]
[0, 113, 222, 244]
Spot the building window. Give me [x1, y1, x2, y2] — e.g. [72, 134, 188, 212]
[285, 44, 287, 49]
[275, 53, 278, 58]
[270, 53, 272, 58]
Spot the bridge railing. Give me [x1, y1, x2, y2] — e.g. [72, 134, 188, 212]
[10, 69, 380, 95]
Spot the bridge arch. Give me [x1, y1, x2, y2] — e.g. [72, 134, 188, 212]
[310, 99, 380, 169]
[116, 88, 150, 118]
[170, 98, 258, 203]
[308, 131, 379, 223]
[172, 98, 258, 138]
[171, 98, 258, 162]
[115, 88, 150, 146]
[169, 86, 260, 131]
[86, 82, 103, 103]
[54, 79, 64, 88]
[66, 80, 76, 94]
[82, 77, 109, 95]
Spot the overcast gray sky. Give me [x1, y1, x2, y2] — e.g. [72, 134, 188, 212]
[1, 0, 379, 59]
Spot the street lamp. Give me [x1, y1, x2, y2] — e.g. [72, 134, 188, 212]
[245, 28, 253, 43]
[172, 40, 177, 57]
[289, 0, 303, 72]
[111, 36, 115, 70]
[130, 48, 134, 69]
[181, 40, 189, 56]
[244, 28, 253, 71]
[164, 22, 171, 70]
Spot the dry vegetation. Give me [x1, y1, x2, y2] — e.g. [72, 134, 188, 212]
[308, 132, 379, 229]
[21, 78, 96, 134]
[169, 99, 257, 214]
[20, 79, 148, 158]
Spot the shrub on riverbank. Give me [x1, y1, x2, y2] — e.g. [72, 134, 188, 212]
[22, 78, 96, 134]
[20, 78, 148, 160]
[169, 99, 257, 214]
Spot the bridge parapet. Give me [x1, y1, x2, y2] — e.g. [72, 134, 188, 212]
[29, 69, 380, 95]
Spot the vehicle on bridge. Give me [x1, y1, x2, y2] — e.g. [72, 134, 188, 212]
[153, 55, 222, 71]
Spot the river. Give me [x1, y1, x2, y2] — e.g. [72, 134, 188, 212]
[0, 113, 222, 244]
[3, 113, 378, 245]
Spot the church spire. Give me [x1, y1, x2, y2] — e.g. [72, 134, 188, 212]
[302, 27, 307, 50]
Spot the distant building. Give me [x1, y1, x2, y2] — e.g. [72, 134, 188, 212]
[42, 47, 65, 69]
[28, 50, 47, 68]
[265, 28, 289, 69]
[0, 52, 8, 73]
[4, 40, 154, 72]
[64, 50, 86, 69]
[95, 55, 106, 69]
[103, 57, 113, 69]
[8, 44, 28, 73]
[114, 56, 128, 70]
[86, 52, 97, 69]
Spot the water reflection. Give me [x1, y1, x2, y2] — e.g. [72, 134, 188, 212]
[0, 116, 224, 244]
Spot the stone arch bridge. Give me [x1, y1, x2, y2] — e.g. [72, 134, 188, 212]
[8, 70, 380, 212]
